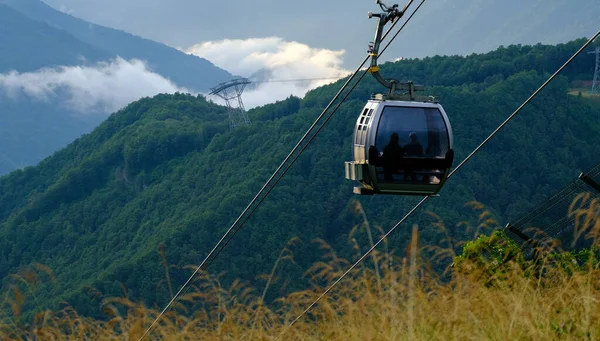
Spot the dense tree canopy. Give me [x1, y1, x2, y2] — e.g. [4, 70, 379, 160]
[0, 39, 599, 317]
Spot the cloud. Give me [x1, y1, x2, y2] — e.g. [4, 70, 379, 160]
[184, 37, 350, 108]
[0, 58, 188, 114]
[0, 39, 350, 116]
[58, 5, 74, 15]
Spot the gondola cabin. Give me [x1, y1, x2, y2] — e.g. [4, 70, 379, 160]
[345, 97, 454, 195]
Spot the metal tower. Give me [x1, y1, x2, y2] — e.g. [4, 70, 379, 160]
[591, 47, 600, 94]
[209, 78, 252, 129]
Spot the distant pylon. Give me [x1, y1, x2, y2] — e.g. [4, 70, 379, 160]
[590, 47, 600, 94]
[209, 78, 252, 129]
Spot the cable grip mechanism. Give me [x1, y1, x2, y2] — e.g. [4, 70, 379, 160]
[368, 0, 430, 101]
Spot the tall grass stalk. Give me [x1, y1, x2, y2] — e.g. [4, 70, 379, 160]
[1, 198, 599, 340]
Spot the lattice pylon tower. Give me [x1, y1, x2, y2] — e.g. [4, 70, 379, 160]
[591, 47, 600, 94]
[209, 78, 252, 129]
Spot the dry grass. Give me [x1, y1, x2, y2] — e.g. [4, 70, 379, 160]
[1, 197, 599, 341]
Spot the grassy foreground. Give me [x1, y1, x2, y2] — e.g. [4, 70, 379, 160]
[1, 198, 599, 340]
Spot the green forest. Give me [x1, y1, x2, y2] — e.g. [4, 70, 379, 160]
[0, 38, 599, 318]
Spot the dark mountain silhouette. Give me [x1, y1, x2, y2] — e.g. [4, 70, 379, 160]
[0, 0, 233, 91]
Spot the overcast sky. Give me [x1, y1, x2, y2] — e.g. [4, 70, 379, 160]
[21, 0, 597, 111]
[42, 0, 598, 70]
[45, 0, 374, 66]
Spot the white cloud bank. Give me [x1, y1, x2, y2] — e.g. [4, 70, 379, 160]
[0, 58, 187, 114]
[0, 38, 351, 115]
[184, 37, 350, 108]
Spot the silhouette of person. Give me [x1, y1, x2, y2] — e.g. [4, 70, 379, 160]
[404, 132, 424, 156]
[382, 132, 403, 182]
[403, 132, 423, 182]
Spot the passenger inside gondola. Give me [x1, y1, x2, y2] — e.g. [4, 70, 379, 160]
[373, 106, 451, 185]
[404, 132, 423, 156]
[382, 133, 403, 181]
[403, 132, 423, 182]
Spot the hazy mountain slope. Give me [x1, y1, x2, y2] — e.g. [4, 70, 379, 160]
[396, 0, 600, 59]
[0, 0, 233, 176]
[0, 40, 599, 317]
[0, 4, 113, 174]
[0, 0, 233, 92]
[0, 98, 104, 175]
[0, 4, 110, 72]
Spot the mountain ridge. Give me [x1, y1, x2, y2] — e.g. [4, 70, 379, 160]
[0, 0, 233, 91]
[0, 4, 111, 72]
[0, 0, 237, 175]
[0, 4, 109, 175]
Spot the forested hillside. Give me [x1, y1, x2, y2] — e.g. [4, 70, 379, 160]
[0, 39, 599, 317]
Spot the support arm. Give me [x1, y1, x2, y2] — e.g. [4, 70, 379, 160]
[367, 1, 408, 94]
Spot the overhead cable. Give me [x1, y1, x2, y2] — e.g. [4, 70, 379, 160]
[138, 1, 419, 339]
[281, 29, 600, 338]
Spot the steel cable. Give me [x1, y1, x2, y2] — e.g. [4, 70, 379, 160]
[138, 1, 419, 339]
[281, 29, 600, 338]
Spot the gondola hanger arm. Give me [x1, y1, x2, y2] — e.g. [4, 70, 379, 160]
[368, 0, 429, 101]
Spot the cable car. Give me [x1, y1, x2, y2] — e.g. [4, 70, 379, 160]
[344, 1, 454, 196]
